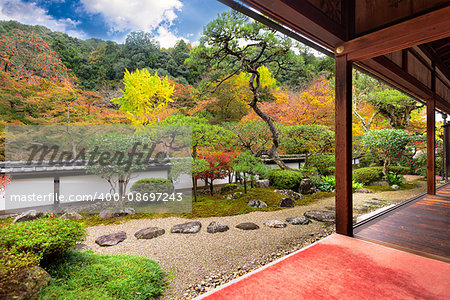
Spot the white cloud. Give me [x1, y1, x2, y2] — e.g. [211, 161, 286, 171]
[155, 25, 187, 48]
[0, 0, 85, 38]
[80, 0, 183, 33]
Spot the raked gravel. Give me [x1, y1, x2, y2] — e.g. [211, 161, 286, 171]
[83, 180, 427, 299]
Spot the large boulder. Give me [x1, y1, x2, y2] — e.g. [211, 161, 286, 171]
[285, 216, 311, 225]
[13, 210, 44, 223]
[255, 179, 270, 188]
[134, 227, 165, 239]
[207, 221, 229, 233]
[279, 197, 295, 208]
[1, 266, 51, 300]
[274, 189, 302, 201]
[171, 221, 202, 234]
[60, 211, 83, 221]
[247, 200, 268, 208]
[98, 207, 135, 219]
[263, 220, 287, 228]
[299, 178, 315, 194]
[95, 231, 127, 246]
[304, 210, 335, 222]
[236, 222, 259, 230]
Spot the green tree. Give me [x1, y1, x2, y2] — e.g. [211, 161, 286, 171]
[188, 10, 298, 171]
[362, 129, 412, 176]
[232, 152, 268, 193]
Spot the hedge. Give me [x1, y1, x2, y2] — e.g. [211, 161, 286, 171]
[352, 166, 410, 185]
[268, 169, 305, 191]
[307, 155, 335, 176]
[131, 178, 174, 195]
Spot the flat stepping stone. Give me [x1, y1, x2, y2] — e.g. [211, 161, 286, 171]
[247, 200, 267, 208]
[355, 188, 372, 193]
[236, 222, 259, 230]
[95, 231, 127, 246]
[207, 221, 229, 233]
[304, 210, 335, 223]
[264, 220, 287, 228]
[171, 221, 202, 233]
[285, 216, 311, 225]
[134, 227, 165, 239]
[279, 197, 295, 207]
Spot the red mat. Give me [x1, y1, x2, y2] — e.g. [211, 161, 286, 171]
[198, 234, 450, 300]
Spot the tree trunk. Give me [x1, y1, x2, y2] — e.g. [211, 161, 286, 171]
[209, 180, 214, 196]
[192, 176, 197, 202]
[243, 176, 247, 194]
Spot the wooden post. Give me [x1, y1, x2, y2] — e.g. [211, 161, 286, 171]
[427, 97, 436, 195]
[335, 55, 353, 236]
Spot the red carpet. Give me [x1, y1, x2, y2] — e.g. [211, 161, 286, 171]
[198, 234, 450, 300]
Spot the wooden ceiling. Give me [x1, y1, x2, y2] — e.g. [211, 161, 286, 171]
[241, 0, 450, 114]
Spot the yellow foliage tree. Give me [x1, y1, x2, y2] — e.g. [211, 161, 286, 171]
[113, 69, 175, 124]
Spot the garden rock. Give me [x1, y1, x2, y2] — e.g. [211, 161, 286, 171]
[236, 222, 259, 230]
[98, 207, 135, 219]
[274, 189, 302, 201]
[232, 192, 243, 199]
[247, 200, 268, 208]
[60, 211, 83, 220]
[171, 221, 202, 233]
[279, 197, 295, 208]
[304, 210, 335, 222]
[299, 178, 315, 194]
[255, 179, 270, 188]
[95, 231, 127, 246]
[355, 188, 371, 193]
[134, 227, 165, 239]
[207, 221, 229, 233]
[13, 210, 44, 223]
[263, 220, 287, 228]
[5, 266, 51, 300]
[285, 216, 311, 225]
[391, 184, 400, 190]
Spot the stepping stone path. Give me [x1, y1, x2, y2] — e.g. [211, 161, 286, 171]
[285, 216, 311, 225]
[236, 222, 259, 230]
[304, 210, 335, 222]
[13, 210, 44, 223]
[355, 188, 372, 193]
[134, 227, 165, 239]
[279, 197, 295, 208]
[263, 220, 287, 228]
[95, 231, 127, 246]
[207, 221, 229, 233]
[60, 211, 83, 220]
[274, 189, 302, 201]
[171, 221, 202, 233]
[255, 179, 270, 188]
[247, 200, 268, 208]
[99, 207, 135, 219]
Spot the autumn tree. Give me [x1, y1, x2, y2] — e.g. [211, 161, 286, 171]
[188, 11, 300, 171]
[113, 68, 175, 125]
[196, 151, 237, 195]
[0, 29, 74, 84]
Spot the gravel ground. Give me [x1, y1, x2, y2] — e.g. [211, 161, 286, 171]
[83, 180, 427, 299]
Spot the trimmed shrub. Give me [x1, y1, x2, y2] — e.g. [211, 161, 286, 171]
[41, 250, 167, 299]
[386, 172, 403, 185]
[307, 155, 335, 176]
[220, 183, 240, 194]
[131, 178, 173, 195]
[268, 169, 304, 191]
[0, 218, 86, 261]
[353, 167, 382, 185]
[387, 166, 410, 175]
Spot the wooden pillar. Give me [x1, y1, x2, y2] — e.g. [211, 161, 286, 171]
[335, 55, 353, 236]
[426, 97, 436, 195]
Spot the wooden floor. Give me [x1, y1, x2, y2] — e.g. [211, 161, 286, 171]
[354, 183, 450, 262]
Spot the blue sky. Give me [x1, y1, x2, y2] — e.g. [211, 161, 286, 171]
[0, 0, 229, 47]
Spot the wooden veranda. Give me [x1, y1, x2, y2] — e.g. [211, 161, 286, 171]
[218, 0, 450, 259]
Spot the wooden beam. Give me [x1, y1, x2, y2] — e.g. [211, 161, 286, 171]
[335, 55, 353, 236]
[427, 97, 436, 195]
[336, 6, 450, 62]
